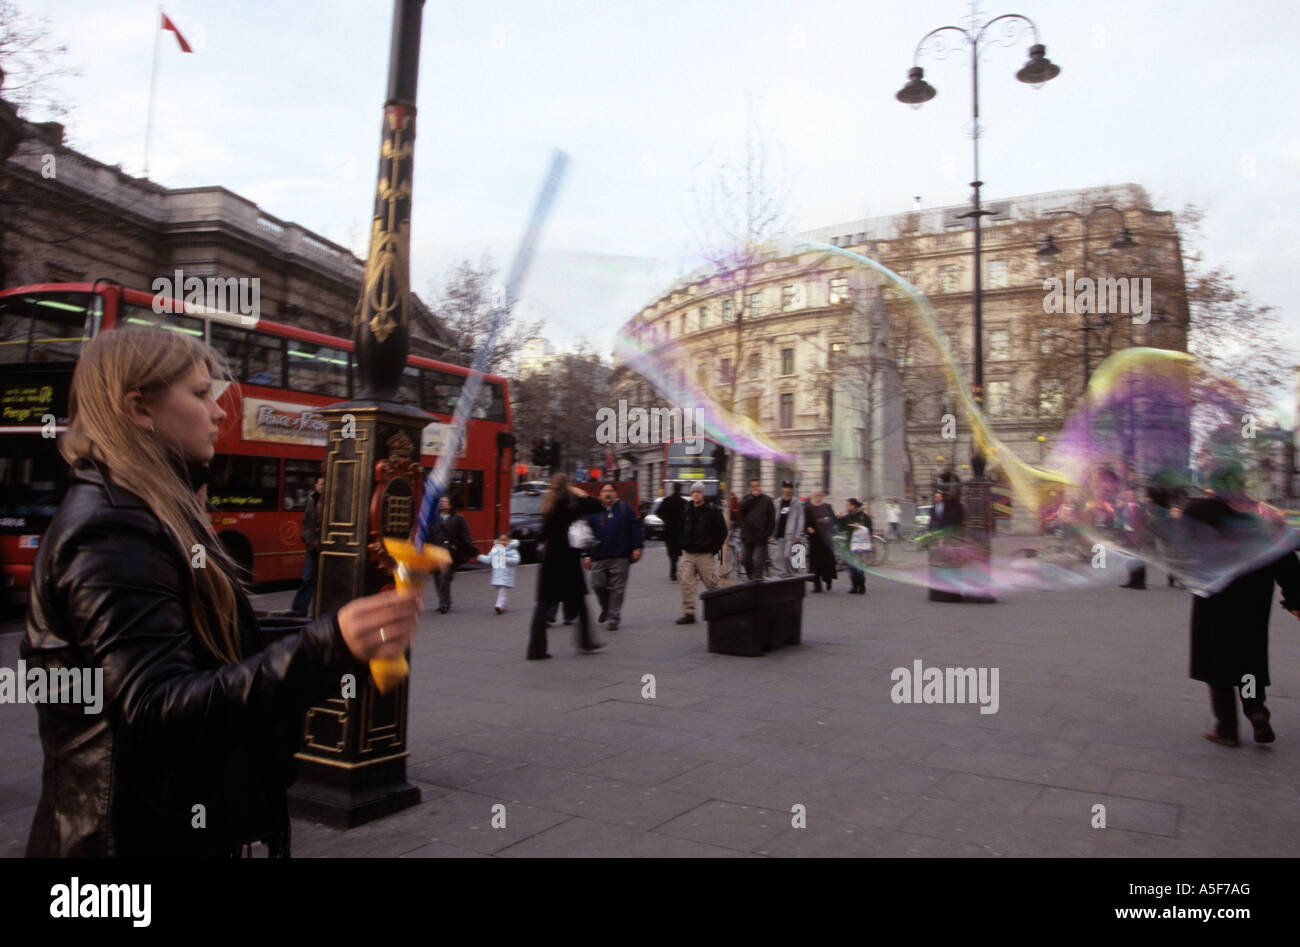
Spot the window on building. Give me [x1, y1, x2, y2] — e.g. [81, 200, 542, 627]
[701, 305, 713, 329]
[686, 309, 699, 333]
[745, 395, 759, 422]
[781, 285, 798, 311]
[720, 357, 732, 385]
[722, 298, 735, 322]
[829, 342, 846, 370]
[779, 392, 794, 428]
[829, 277, 850, 305]
[826, 387, 834, 422]
[938, 265, 960, 293]
[987, 260, 1009, 289]
[987, 329, 1009, 361]
[747, 291, 763, 319]
[781, 348, 794, 375]
[747, 351, 761, 377]
[986, 380, 1011, 418]
[1038, 378, 1064, 417]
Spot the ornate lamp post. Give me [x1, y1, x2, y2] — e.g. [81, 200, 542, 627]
[288, 0, 429, 827]
[896, 12, 1060, 439]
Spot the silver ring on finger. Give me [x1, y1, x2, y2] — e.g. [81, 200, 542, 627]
[380, 626, 387, 642]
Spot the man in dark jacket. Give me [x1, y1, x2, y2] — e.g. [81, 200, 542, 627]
[290, 475, 325, 617]
[583, 483, 643, 630]
[1183, 478, 1300, 746]
[428, 495, 475, 614]
[675, 487, 729, 623]
[739, 478, 776, 580]
[659, 483, 688, 580]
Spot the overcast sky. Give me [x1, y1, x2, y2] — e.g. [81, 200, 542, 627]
[15, 0, 1300, 414]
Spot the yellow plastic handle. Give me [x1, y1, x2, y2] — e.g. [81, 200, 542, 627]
[368, 539, 451, 694]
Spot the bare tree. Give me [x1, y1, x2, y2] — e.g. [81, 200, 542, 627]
[427, 257, 543, 374]
[0, 0, 78, 121]
[510, 346, 611, 479]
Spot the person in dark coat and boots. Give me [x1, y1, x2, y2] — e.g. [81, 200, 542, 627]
[805, 488, 838, 591]
[428, 496, 475, 613]
[289, 474, 325, 617]
[527, 474, 604, 659]
[739, 478, 775, 580]
[659, 483, 688, 580]
[837, 497, 871, 594]
[21, 326, 419, 857]
[1183, 470, 1300, 746]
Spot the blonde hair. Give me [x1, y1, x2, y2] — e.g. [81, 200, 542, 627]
[62, 326, 244, 664]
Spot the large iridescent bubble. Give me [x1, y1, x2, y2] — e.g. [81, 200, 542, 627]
[612, 236, 1298, 598]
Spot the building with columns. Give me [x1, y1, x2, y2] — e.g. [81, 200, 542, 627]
[612, 184, 1190, 530]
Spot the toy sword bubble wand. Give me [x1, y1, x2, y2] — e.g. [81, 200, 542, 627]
[372, 149, 569, 693]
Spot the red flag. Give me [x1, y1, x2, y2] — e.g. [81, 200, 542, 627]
[161, 12, 193, 53]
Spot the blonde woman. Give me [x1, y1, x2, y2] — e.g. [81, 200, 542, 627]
[22, 327, 420, 857]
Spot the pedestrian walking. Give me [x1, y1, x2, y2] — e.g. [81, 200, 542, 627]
[21, 326, 419, 856]
[804, 488, 838, 592]
[428, 495, 475, 613]
[674, 486, 728, 624]
[1183, 471, 1300, 747]
[837, 498, 871, 594]
[527, 474, 604, 659]
[584, 482, 643, 630]
[739, 478, 775, 580]
[289, 474, 325, 617]
[887, 499, 902, 539]
[477, 534, 522, 614]
[659, 482, 688, 580]
[773, 480, 805, 577]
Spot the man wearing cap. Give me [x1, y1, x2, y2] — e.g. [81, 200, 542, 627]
[773, 480, 805, 577]
[674, 486, 728, 624]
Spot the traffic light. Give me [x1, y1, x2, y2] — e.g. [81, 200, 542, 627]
[531, 439, 547, 466]
[549, 438, 562, 471]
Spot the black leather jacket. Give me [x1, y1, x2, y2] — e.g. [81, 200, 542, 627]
[22, 459, 363, 857]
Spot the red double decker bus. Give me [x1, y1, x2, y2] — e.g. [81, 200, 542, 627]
[0, 282, 513, 602]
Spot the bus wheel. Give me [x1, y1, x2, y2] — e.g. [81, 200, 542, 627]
[218, 531, 254, 583]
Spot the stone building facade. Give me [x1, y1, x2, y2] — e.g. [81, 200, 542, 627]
[1, 120, 449, 356]
[613, 184, 1190, 529]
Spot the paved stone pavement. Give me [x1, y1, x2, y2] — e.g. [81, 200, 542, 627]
[3, 539, 1299, 857]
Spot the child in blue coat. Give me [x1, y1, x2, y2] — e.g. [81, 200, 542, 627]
[478, 535, 522, 614]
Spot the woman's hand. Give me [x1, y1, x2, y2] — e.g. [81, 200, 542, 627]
[337, 589, 422, 663]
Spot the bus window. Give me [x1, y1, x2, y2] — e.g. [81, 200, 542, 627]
[0, 292, 94, 364]
[448, 469, 484, 511]
[283, 459, 322, 512]
[287, 342, 349, 398]
[118, 302, 204, 341]
[399, 365, 422, 409]
[212, 325, 284, 388]
[207, 455, 280, 511]
[473, 382, 506, 422]
[0, 436, 67, 519]
[424, 369, 462, 415]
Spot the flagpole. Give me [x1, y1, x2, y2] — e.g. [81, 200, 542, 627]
[143, 4, 162, 177]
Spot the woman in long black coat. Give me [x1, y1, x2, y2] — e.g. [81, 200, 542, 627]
[804, 488, 838, 592]
[526, 474, 604, 659]
[1183, 493, 1300, 746]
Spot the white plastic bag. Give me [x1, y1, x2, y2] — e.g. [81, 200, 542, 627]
[567, 518, 596, 551]
[850, 525, 873, 555]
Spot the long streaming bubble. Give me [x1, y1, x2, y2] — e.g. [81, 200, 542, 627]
[617, 234, 1299, 599]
